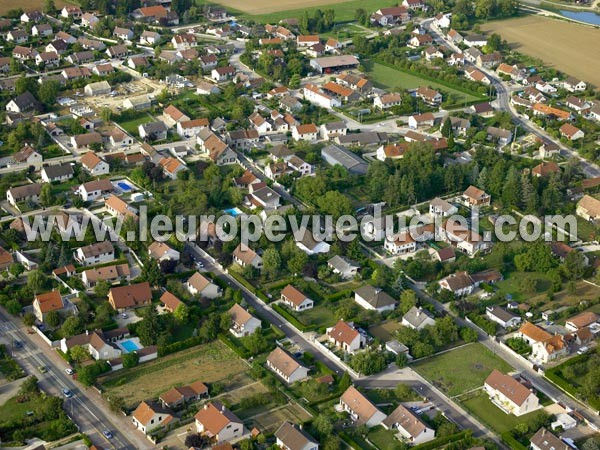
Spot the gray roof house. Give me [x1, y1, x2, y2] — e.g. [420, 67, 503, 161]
[354, 285, 397, 312]
[328, 255, 360, 279]
[402, 306, 435, 329]
[321, 144, 368, 174]
[41, 164, 74, 183]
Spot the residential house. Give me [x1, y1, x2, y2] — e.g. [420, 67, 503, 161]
[462, 185, 491, 207]
[113, 27, 133, 41]
[177, 118, 209, 138]
[438, 271, 476, 296]
[486, 306, 521, 328]
[148, 241, 180, 262]
[194, 402, 244, 442]
[530, 428, 570, 450]
[415, 86, 442, 106]
[294, 227, 330, 255]
[84, 81, 111, 97]
[41, 164, 74, 183]
[140, 31, 161, 45]
[139, 122, 168, 141]
[81, 264, 131, 288]
[132, 401, 175, 435]
[108, 282, 152, 310]
[328, 255, 360, 279]
[80, 152, 109, 176]
[374, 93, 402, 110]
[465, 68, 491, 84]
[563, 76, 586, 92]
[11, 144, 43, 166]
[320, 121, 348, 140]
[539, 141, 560, 159]
[267, 347, 310, 384]
[429, 197, 458, 217]
[159, 382, 208, 409]
[565, 312, 598, 332]
[576, 195, 600, 222]
[81, 13, 99, 27]
[402, 306, 436, 329]
[476, 52, 502, 68]
[232, 244, 263, 270]
[159, 291, 183, 313]
[339, 386, 386, 427]
[424, 46, 444, 60]
[382, 405, 435, 445]
[33, 291, 65, 322]
[532, 161, 560, 178]
[186, 272, 221, 299]
[158, 157, 186, 179]
[32, 24, 53, 37]
[72, 133, 103, 151]
[106, 44, 128, 59]
[6, 183, 42, 206]
[228, 303, 261, 337]
[74, 241, 115, 266]
[7, 30, 28, 44]
[560, 123, 585, 141]
[275, 422, 319, 450]
[0, 247, 13, 272]
[211, 66, 236, 82]
[408, 112, 435, 129]
[354, 285, 396, 312]
[327, 321, 366, 353]
[370, 6, 410, 26]
[281, 285, 314, 311]
[487, 126, 513, 146]
[61, 6, 82, 18]
[6, 92, 39, 113]
[292, 124, 320, 142]
[518, 322, 569, 363]
[303, 84, 341, 109]
[484, 369, 540, 416]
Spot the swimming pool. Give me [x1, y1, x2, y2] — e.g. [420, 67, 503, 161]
[117, 181, 133, 192]
[120, 339, 141, 353]
[223, 207, 242, 217]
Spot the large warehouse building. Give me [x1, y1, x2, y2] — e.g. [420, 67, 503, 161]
[310, 55, 360, 74]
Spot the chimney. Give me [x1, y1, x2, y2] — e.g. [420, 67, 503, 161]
[85, 329, 89, 335]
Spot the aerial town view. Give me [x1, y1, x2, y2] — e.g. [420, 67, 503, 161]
[0, 0, 599, 449]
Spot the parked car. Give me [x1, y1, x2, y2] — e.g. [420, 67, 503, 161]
[65, 368, 74, 375]
[102, 430, 113, 439]
[577, 346, 589, 355]
[62, 388, 73, 398]
[38, 366, 47, 373]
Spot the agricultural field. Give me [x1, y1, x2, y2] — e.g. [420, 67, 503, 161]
[0, 0, 73, 15]
[198, 0, 397, 22]
[480, 15, 600, 88]
[413, 343, 514, 397]
[366, 62, 482, 105]
[98, 341, 251, 408]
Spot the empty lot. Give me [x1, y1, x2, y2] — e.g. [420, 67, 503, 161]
[0, 0, 73, 15]
[99, 341, 251, 408]
[481, 15, 600, 88]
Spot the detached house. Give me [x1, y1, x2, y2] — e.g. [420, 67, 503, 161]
[486, 306, 521, 328]
[186, 272, 221, 299]
[7, 183, 42, 207]
[576, 195, 600, 222]
[232, 244, 263, 270]
[41, 164, 74, 183]
[559, 123, 585, 141]
[195, 402, 244, 442]
[33, 291, 65, 322]
[518, 322, 568, 363]
[339, 386, 386, 427]
[267, 347, 309, 384]
[462, 185, 491, 207]
[148, 241, 180, 262]
[563, 76, 586, 92]
[211, 66, 236, 82]
[327, 320, 365, 353]
[228, 303, 261, 337]
[276, 422, 319, 450]
[74, 241, 115, 266]
[383, 404, 435, 445]
[531, 428, 570, 450]
[159, 382, 208, 409]
[132, 401, 175, 435]
[484, 369, 540, 416]
[279, 285, 313, 312]
[78, 179, 114, 202]
[108, 282, 152, 311]
[402, 306, 436, 329]
[81, 152, 109, 176]
[354, 285, 396, 312]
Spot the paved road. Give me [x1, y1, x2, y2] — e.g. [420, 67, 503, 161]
[0, 308, 150, 450]
[423, 19, 600, 179]
[404, 279, 600, 429]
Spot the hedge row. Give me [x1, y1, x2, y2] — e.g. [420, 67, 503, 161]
[228, 271, 270, 302]
[501, 432, 529, 450]
[413, 431, 471, 450]
[340, 432, 373, 450]
[157, 335, 204, 357]
[271, 303, 310, 332]
[218, 333, 251, 359]
[324, 289, 353, 302]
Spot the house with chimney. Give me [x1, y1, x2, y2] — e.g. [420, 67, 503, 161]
[108, 282, 152, 311]
[383, 404, 435, 444]
[132, 401, 175, 435]
[228, 303, 261, 337]
[462, 185, 491, 207]
[327, 320, 366, 353]
[195, 402, 244, 442]
[402, 306, 436, 330]
[517, 322, 569, 363]
[530, 428, 570, 450]
[484, 369, 540, 416]
[339, 386, 386, 427]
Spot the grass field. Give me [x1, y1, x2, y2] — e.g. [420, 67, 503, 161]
[413, 343, 514, 397]
[461, 393, 547, 434]
[199, 0, 397, 22]
[480, 16, 600, 88]
[495, 271, 552, 303]
[369, 320, 402, 342]
[99, 341, 251, 408]
[116, 113, 155, 136]
[0, 0, 74, 15]
[366, 62, 482, 104]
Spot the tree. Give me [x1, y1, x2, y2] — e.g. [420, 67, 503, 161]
[185, 434, 207, 449]
[561, 250, 586, 281]
[399, 290, 417, 315]
[9, 263, 25, 278]
[43, 0, 56, 13]
[27, 270, 47, 292]
[107, 395, 125, 414]
[142, 259, 164, 287]
[441, 117, 452, 138]
[39, 183, 54, 207]
[173, 303, 190, 324]
[312, 414, 334, 437]
[61, 316, 83, 338]
[338, 371, 352, 392]
[350, 350, 386, 375]
[94, 280, 111, 298]
[70, 345, 90, 362]
[6, 299, 22, 315]
[460, 327, 478, 343]
[395, 353, 409, 368]
[15, 77, 37, 96]
[23, 312, 36, 326]
[262, 247, 281, 279]
[38, 81, 59, 107]
[122, 352, 139, 368]
[45, 310, 61, 328]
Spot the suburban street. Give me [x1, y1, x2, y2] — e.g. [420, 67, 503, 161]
[0, 308, 151, 450]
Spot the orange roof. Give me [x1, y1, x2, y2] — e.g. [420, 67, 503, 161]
[194, 402, 241, 435]
[164, 104, 187, 121]
[566, 311, 598, 329]
[328, 320, 359, 345]
[295, 124, 318, 134]
[532, 103, 570, 120]
[0, 246, 13, 266]
[105, 195, 137, 219]
[159, 157, 183, 175]
[35, 291, 64, 313]
[340, 386, 380, 425]
[323, 81, 354, 97]
[160, 291, 183, 311]
[281, 285, 309, 307]
[132, 401, 171, 426]
[519, 321, 552, 342]
[80, 152, 103, 169]
[298, 35, 320, 42]
[485, 369, 533, 406]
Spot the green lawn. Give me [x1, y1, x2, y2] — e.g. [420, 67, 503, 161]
[294, 303, 339, 330]
[366, 62, 482, 104]
[320, 23, 370, 40]
[225, 0, 398, 23]
[461, 393, 547, 434]
[495, 271, 552, 302]
[116, 113, 154, 136]
[368, 426, 400, 449]
[413, 343, 513, 396]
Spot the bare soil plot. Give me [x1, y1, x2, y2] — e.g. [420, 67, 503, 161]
[99, 341, 251, 408]
[246, 403, 312, 434]
[480, 16, 600, 88]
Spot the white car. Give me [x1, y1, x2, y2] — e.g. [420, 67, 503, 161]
[577, 346, 589, 355]
[65, 368, 74, 375]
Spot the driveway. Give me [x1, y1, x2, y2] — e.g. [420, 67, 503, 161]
[115, 310, 142, 328]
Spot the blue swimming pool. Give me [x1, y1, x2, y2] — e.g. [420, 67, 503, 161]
[223, 207, 242, 217]
[117, 181, 133, 192]
[120, 339, 141, 353]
